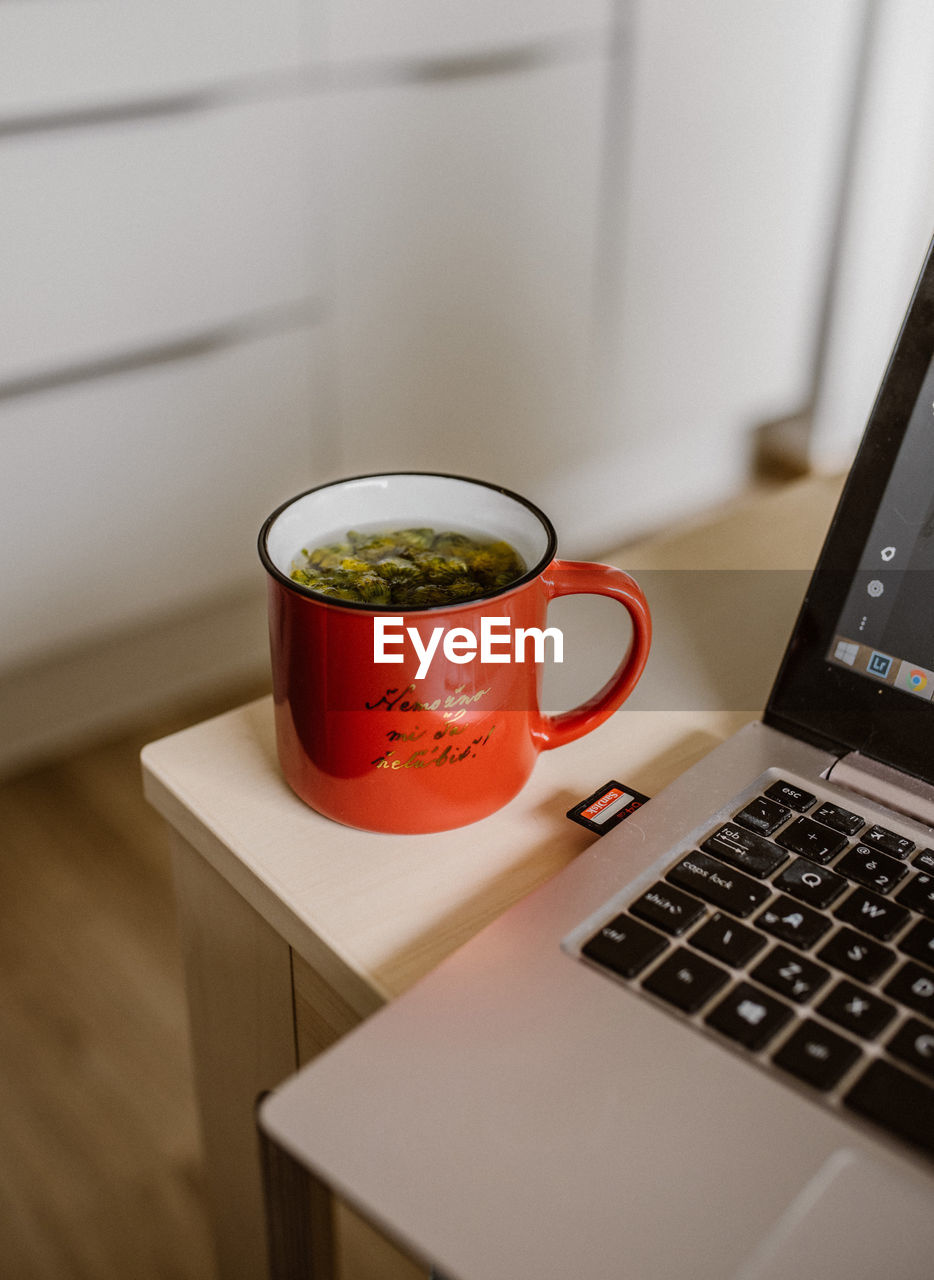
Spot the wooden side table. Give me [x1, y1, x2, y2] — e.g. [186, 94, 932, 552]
[141, 473, 843, 1280]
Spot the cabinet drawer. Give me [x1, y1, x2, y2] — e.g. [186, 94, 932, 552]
[1, 96, 326, 385]
[0, 326, 329, 669]
[327, 0, 612, 63]
[0, 0, 321, 119]
[326, 56, 607, 495]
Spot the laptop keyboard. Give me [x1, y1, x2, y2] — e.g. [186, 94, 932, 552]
[578, 778, 934, 1162]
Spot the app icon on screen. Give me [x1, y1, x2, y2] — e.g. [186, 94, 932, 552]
[867, 651, 893, 679]
[895, 660, 934, 699]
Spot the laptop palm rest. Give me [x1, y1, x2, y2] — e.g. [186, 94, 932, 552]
[732, 1147, 934, 1279]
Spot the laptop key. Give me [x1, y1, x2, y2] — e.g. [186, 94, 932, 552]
[704, 980, 793, 1051]
[776, 817, 848, 864]
[886, 1017, 934, 1081]
[773, 858, 847, 909]
[862, 825, 914, 860]
[898, 918, 934, 967]
[688, 911, 767, 967]
[844, 1059, 934, 1160]
[750, 945, 830, 1003]
[812, 801, 864, 837]
[835, 844, 908, 895]
[817, 927, 896, 984]
[764, 780, 816, 812]
[895, 872, 934, 920]
[914, 849, 934, 873]
[756, 895, 831, 949]
[884, 960, 934, 1019]
[773, 1018, 862, 1091]
[630, 883, 706, 936]
[667, 851, 771, 918]
[581, 914, 668, 978]
[642, 948, 729, 1013]
[816, 979, 897, 1039]
[834, 886, 911, 940]
[734, 796, 790, 837]
[701, 824, 788, 878]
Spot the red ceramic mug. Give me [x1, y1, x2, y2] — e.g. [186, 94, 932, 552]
[259, 473, 651, 834]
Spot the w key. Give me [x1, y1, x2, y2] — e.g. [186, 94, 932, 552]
[835, 887, 910, 941]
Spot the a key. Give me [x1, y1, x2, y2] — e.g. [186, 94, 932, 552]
[886, 1017, 934, 1081]
[764, 780, 816, 812]
[701, 824, 788, 878]
[687, 912, 766, 967]
[816, 979, 896, 1039]
[835, 844, 908, 895]
[642, 948, 729, 1013]
[914, 849, 934, 873]
[895, 873, 934, 921]
[862, 824, 914, 860]
[898, 918, 934, 967]
[734, 796, 790, 837]
[884, 960, 934, 1019]
[704, 981, 793, 1051]
[667, 852, 771, 918]
[834, 886, 910, 941]
[817, 927, 895, 984]
[844, 1059, 934, 1159]
[630, 882, 706, 936]
[812, 802, 864, 837]
[750, 945, 830, 1003]
[776, 817, 848, 864]
[773, 1018, 862, 1091]
[756, 895, 831, 949]
[582, 914, 667, 978]
[773, 858, 847, 909]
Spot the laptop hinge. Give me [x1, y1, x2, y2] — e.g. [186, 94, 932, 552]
[827, 752, 934, 831]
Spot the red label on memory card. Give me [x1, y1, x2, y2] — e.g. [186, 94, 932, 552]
[568, 780, 650, 834]
[581, 787, 626, 821]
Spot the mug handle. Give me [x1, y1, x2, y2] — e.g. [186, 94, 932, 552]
[531, 558, 651, 751]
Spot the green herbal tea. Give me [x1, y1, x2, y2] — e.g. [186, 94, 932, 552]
[290, 526, 527, 607]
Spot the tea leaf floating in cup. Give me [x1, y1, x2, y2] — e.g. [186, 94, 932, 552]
[290, 528, 526, 607]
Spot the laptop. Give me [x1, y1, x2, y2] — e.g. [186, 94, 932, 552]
[260, 237, 934, 1279]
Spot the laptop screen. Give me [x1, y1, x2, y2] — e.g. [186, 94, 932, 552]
[767, 235, 934, 784]
[827, 348, 934, 697]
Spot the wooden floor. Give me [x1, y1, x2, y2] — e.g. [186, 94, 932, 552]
[0, 682, 269, 1280]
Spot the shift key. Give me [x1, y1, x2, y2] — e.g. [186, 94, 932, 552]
[668, 851, 771, 918]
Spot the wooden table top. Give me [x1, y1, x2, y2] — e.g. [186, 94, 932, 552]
[142, 473, 843, 1007]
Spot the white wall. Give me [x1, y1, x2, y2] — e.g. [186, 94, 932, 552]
[809, 0, 934, 473]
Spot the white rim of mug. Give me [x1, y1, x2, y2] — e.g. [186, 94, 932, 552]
[258, 471, 558, 613]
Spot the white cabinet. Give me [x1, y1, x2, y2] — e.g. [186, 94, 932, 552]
[1, 327, 328, 669]
[1, 0, 618, 771]
[325, 55, 608, 502]
[1, 97, 327, 383]
[548, 0, 866, 553]
[325, 0, 611, 62]
[0, 0, 321, 117]
[1, 0, 889, 771]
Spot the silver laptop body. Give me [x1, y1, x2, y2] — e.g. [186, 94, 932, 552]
[261, 242, 934, 1280]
